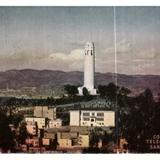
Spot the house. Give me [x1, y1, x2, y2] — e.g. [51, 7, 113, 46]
[78, 134, 89, 148]
[42, 138, 50, 146]
[25, 117, 46, 129]
[57, 131, 79, 149]
[48, 119, 62, 128]
[58, 139, 72, 148]
[26, 121, 37, 135]
[70, 126, 90, 135]
[25, 138, 39, 147]
[20, 144, 28, 152]
[28, 147, 46, 153]
[70, 110, 115, 127]
[34, 106, 56, 120]
[44, 132, 56, 139]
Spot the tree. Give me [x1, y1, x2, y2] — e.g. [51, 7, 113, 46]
[0, 111, 15, 152]
[8, 114, 23, 128]
[46, 96, 55, 106]
[6, 97, 17, 115]
[106, 83, 119, 102]
[122, 89, 156, 153]
[64, 85, 78, 97]
[18, 122, 28, 144]
[82, 87, 90, 97]
[119, 87, 131, 96]
[98, 83, 119, 102]
[98, 85, 108, 98]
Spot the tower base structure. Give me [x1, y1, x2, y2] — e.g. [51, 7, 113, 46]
[78, 86, 97, 96]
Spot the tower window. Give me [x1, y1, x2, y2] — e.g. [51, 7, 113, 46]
[91, 50, 93, 55]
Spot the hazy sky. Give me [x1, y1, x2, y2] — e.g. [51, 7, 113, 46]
[0, 7, 160, 75]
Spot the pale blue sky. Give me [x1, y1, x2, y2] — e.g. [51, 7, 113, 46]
[0, 7, 160, 75]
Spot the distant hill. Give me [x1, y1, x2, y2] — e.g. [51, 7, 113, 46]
[0, 69, 160, 96]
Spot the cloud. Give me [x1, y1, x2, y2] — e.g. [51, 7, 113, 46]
[135, 48, 157, 60]
[49, 52, 68, 60]
[48, 49, 84, 71]
[49, 49, 83, 62]
[0, 49, 84, 71]
[0, 44, 159, 75]
[68, 49, 84, 60]
[105, 39, 132, 54]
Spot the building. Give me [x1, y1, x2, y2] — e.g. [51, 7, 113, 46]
[25, 138, 39, 147]
[44, 132, 56, 139]
[34, 106, 56, 120]
[26, 121, 37, 135]
[78, 42, 97, 95]
[48, 119, 62, 128]
[25, 117, 46, 129]
[58, 139, 72, 148]
[70, 110, 80, 126]
[42, 138, 51, 146]
[78, 134, 89, 148]
[70, 110, 115, 127]
[70, 126, 90, 135]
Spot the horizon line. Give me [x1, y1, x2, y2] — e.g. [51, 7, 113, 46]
[1, 68, 160, 76]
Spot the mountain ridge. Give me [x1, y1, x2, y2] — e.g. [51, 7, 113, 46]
[0, 69, 160, 96]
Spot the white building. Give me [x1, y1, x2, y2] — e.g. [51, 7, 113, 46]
[34, 106, 56, 120]
[70, 110, 115, 127]
[78, 42, 97, 95]
[25, 117, 46, 129]
[70, 110, 80, 126]
[48, 119, 62, 128]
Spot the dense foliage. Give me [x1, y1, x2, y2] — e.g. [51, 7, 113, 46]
[0, 111, 15, 152]
[0, 83, 160, 153]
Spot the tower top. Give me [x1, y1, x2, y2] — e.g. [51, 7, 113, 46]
[85, 42, 94, 50]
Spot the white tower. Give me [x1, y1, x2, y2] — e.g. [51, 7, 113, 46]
[78, 42, 97, 95]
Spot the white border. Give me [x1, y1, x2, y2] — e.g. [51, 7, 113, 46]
[0, 1, 160, 160]
[0, 0, 160, 6]
[1, 153, 160, 160]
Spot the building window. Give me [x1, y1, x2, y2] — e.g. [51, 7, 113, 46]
[92, 113, 95, 116]
[91, 118, 94, 122]
[96, 118, 104, 121]
[83, 118, 90, 121]
[97, 113, 104, 117]
[83, 112, 90, 116]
